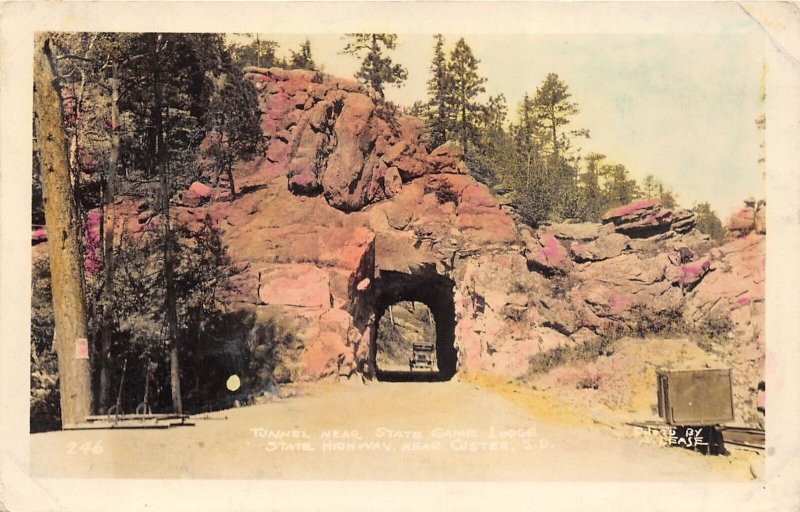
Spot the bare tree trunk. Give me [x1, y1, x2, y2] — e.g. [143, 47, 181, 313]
[152, 34, 183, 414]
[98, 64, 120, 411]
[33, 36, 93, 427]
[461, 101, 467, 154]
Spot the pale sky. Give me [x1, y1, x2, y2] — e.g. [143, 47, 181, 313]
[250, 20, 765, 219]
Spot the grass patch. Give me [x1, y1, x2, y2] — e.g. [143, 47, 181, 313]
[525, 334, 616, 377]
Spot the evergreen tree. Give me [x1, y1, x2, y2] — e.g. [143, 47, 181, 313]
[500, 91, 558, 225]
[289, 38, 317, 70]
[424, 34, 453, 149]
[530, 73, 587, 220]
[229, 34, 283, 68]
[468, 94, 510, 186]
[641, 174, 677, 208]
[658, 184, 677, 209]
[600, 163, 640, 212]
[512, 93, 542, 153]
[481, 94, 508, 142]
[448, 38, 486, 154]
[578, 152, 605, 221]
[693, 202, 726, 243]
[31, 32, 273, 426]
[406, 100, 427, 118]
[203, 65, 263, 198]
[341, 34, 408, 99]
[112, 32, 228, 414]
[509, 92, 545, 188]
[44, 32, 137, 414]
[641, 174, 658, 199]
[532, 73, 587, 159]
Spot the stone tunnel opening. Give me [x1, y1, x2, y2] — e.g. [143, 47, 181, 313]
[370, 269, 457, 382]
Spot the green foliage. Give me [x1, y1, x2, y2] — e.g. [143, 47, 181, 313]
[408, 44, 685, 226]
[599, 162, 640, 213]
[100, 215, 241, 413]
[526, 335, 615, 376]
[202, 64, 264, 195]
[30, 213, 248, 429]
[175, 217, 239, 331]
[629, 301, 686, 338]
[32, 31, 414, 426]
[422, 34, 453, 149]
[424, 179, 459, 204]
[39, 32, 234, 209]
[417, 35, 488, 156]
[485, 74, 590, 224]
[532, 73, 588, 158]
[118, 33, 228, 184]
[447, 38, 487, 154]
[692, 312, 735, 352]
[406, 100, 427, 118]
[341, 34, 408, 99]
[499, 79, 576, 224]
[228, 35, 284, 68]
[466, 94, 510, 187]
[30, 258, 60, 432]
[288, 38, 317, 71]
[693, 202, 727, 243]
[576, 152, 604, 221]
[30, 343, 61, 432]
[641, 174, 677, 208]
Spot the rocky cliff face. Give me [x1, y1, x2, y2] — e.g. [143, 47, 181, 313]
[244, 66, 465, 211]
[34, 67, 765, 398]
[727, 198, 766, 237]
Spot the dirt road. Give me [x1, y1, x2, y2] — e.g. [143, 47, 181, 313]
[29, 379, 757, 481]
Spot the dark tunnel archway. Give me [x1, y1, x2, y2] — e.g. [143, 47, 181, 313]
[370, 269, 457, 382]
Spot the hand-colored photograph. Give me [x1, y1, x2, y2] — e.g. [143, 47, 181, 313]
[29, 21, 768, 485]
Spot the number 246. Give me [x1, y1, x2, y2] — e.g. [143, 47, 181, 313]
[65, 440, 103, 454]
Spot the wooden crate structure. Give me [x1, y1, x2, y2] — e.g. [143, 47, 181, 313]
[657, 368, 734, 425]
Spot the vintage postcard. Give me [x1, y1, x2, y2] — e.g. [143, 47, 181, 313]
[1, 2, 799, 511]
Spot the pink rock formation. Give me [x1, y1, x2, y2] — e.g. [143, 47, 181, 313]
[602, 199, 695, 239]
[728, 198, 766, 237]
[243, 66, 450, 212]
[258, 264, 331, 308]
[32, 66, 765, 394]
[178, 181, 213, 207]
[603, 199, 660, 220]
[525, 235, 572, 274]
[32, 227, 47, 245]
[673, 258, 712, 291]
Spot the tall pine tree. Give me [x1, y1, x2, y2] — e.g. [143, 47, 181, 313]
[601, 163, 640, 211]
[289, 38, 317, 70]
[341, 34, 407, 99]
[532, 73, 588, 220]
[533, 73, 586, 159]
[448, 38, 486, 154]
[204, 64, 263, 198]
[424, 34, 452, 149]
[578, 152, 605, 221]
